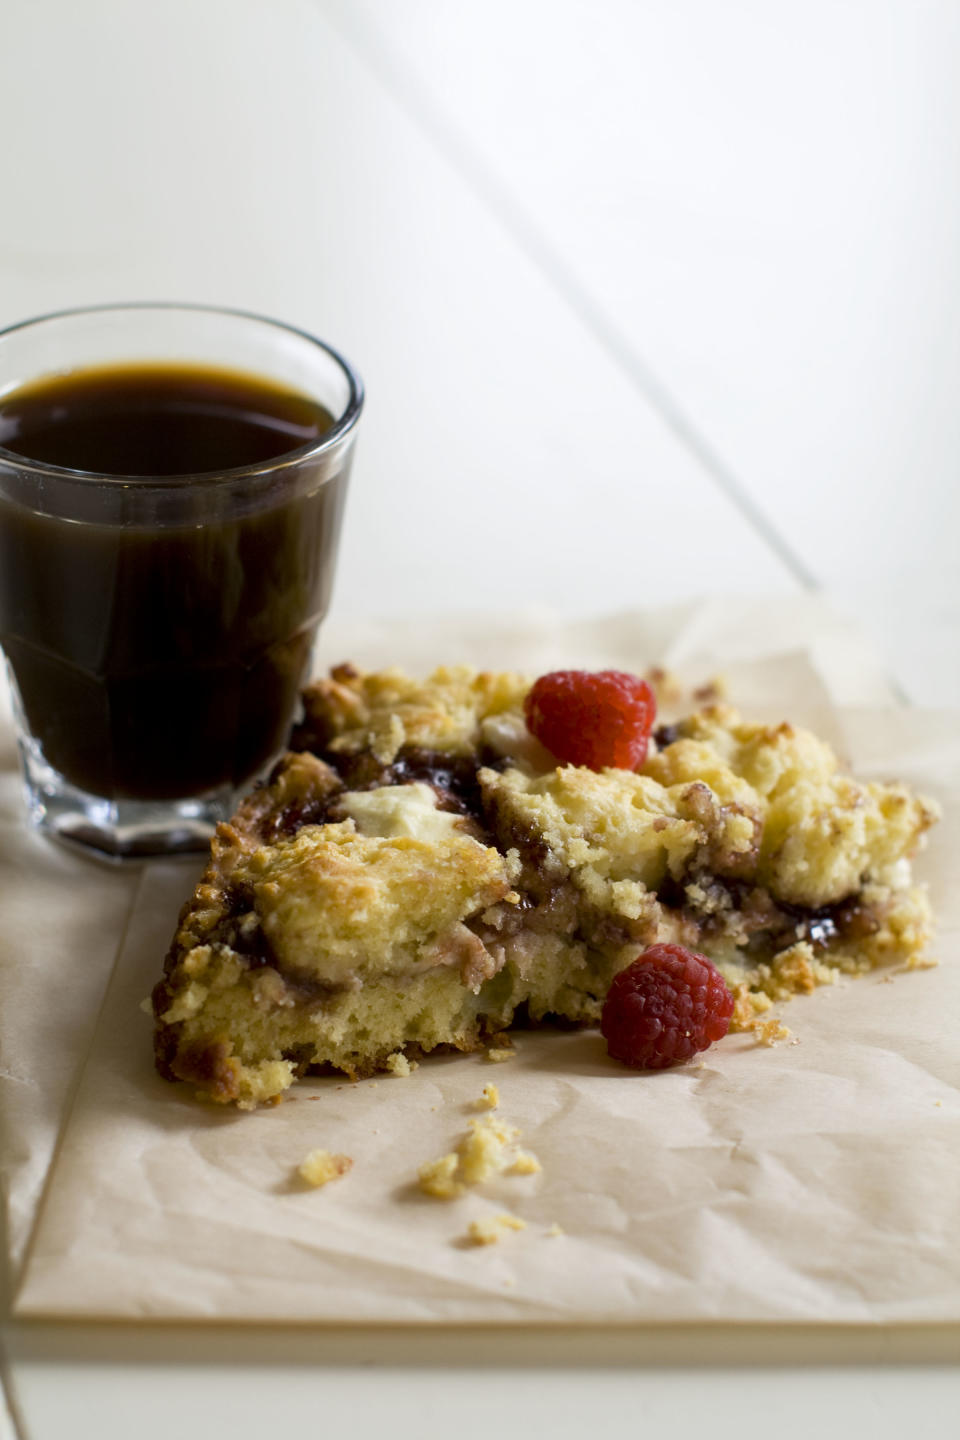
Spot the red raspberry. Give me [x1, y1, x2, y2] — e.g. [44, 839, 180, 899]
[523, 669, 656, 770]
[601, 944, 734, 1070]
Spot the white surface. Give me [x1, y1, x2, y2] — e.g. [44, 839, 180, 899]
[6, 1352, 960, 1440]
[341, 0, 960, 705]
[1, 0, 958, 1435]
[0, 0, 798, 622]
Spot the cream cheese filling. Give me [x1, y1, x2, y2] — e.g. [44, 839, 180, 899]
[339, 781, 467, 842]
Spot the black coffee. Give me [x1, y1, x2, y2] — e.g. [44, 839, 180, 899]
[0, 364, 346, 800]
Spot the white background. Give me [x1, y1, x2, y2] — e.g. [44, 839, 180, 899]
[0, 1, 957, 1435]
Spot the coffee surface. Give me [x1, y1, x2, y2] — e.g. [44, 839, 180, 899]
[0, 364, 346, 800]
[0, 362, 331, 475]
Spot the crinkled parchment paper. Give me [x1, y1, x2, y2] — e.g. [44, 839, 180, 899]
[0, 683, 141, 1294]
[4, 599, 958, 1323]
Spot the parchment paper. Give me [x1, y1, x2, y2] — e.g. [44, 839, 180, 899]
[6, 601, 958, 1323]
[0, 682, 141, 1294]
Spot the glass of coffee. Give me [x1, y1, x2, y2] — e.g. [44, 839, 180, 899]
[0, 304, 363, 859]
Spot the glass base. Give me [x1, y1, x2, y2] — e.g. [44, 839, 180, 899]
[18, 732, 234, 862]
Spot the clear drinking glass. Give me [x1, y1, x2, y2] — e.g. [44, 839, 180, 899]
[0, 304, 363, 859]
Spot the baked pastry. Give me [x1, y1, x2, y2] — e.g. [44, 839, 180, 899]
[152, 664, 938, 1107]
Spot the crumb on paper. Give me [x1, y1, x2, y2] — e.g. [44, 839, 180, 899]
[486, 1047, 515, 1064]
[904, 954, 939, 971]
[138, 996, 153, 1015]
[935, 1100, 943, 1108]
[729, 986, 791, 1046]
[509, 1150, 541, 1176]
[418, 1114, 541, 1198]
[298, 1149, 352, 1188]
[693, 674, 729, 704]
[418, 1153, 464, 1200]
[753, 1017, 791, 1047]
[545, 1222, 565, 1237]
[453, 1117, 515, 1188]
[644, 665, 684, 706]
[460, 1115, 520, 1185]
[466, 1217, 500, 1246]
[476, 1082, 499, 1110]
[385, 1051, 418, 1077]
[466, 1213, 527, 1246]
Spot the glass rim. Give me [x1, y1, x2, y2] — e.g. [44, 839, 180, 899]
[0, 302, 364, 488]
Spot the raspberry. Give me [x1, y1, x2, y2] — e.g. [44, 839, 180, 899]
[600, 944, 734, 1070]
[523, 669, 656, 770]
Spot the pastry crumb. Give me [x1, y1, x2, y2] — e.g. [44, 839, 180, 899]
[545, 1222, 565, 1237]
[730, 986, 791, 1046]
[644, 665, 684, 706]
[486, 1047, 515, 1064]
[466, 1213, 527, 1246]
[476, 1082, 499, 1110]
[466, 1218, 499, 1246]
[418, 1114, 541, 1198]
[298, 1149, 352, 1188]
[385, 1051, 418, 1077]
[509, 1150, 541, 1176]
[418, 1153, 464, 1200]
[692, 674, 729, 704]
[754, 1017, 791, 1046]
[460, 1115, 521, 1184]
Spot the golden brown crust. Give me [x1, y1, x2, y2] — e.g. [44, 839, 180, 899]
[295, 664, 531, 763]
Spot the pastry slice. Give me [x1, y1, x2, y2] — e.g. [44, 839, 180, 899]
[152, 664, 938, 1107]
